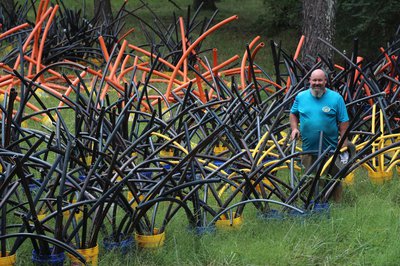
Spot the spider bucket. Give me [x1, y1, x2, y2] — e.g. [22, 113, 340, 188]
[215, 213, 243, 229]
[68, 245, 98, 266]
[135, 229, 165, 249]
[31, 248, 65, 266]
[0, 252, 16, 266]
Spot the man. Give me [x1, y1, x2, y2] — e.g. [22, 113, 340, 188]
[290, 69, 349, 201]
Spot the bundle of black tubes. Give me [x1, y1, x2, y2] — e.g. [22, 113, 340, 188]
[1, 0, 400, 263]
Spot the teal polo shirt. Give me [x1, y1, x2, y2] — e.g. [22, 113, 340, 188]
[290, 88, 349, 152]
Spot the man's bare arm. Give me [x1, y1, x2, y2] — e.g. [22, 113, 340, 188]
[339, 121, 349, 147]
[290, 113, 300, 140]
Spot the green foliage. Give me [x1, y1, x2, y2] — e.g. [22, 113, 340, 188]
[336, 0, 400, 60]
[254, 0, 301, 36]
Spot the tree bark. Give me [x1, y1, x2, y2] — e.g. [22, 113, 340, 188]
[193, 0, 217, 11]
[302, 0, 336, 65]
[94, 0, 113, 26]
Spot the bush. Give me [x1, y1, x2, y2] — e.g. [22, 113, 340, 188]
[336, 0, 400, 60]
[254, 0, 301, 36]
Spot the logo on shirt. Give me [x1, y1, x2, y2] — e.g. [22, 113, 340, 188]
[322, 106, 331, 113]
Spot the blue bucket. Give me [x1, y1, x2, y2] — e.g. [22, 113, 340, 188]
[31, 248, 65, 266]
[190, 225, 216, 235]
[103, 236, 134, 254]
[311, 201, 330, 218]
[141, 171, 153, 178]
[258, 209, 284, 220]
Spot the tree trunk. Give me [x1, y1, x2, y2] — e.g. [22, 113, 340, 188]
[94, 0, 113, 26]
[302, 0, 336, 65]
[193, 0, 217, 11]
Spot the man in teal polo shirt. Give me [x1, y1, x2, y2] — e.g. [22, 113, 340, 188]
[290, 69, 349, 201]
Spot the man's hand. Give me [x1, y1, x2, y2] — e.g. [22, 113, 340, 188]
[291, 128, 300, 140]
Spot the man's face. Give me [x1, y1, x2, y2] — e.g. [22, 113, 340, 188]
[310, 71, 327, 98]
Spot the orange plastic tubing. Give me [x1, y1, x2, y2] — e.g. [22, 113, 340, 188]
[144, 54, 239, 108]
[117, 28, 135, 43]
[213, 48, 218, 76]
[165, 15, 239, 99]
[31, 0, 50, 75]
[98, 36, 110, 61]
[179, 17, 188, 82]
[240, 36, 260, 90]
[247, 42, 265, 84]
[194, 64, 206, 103]
[0, 23, 30, 39]
[173, 55, 240, 95]
[128, 44, 185, 78]
[117, 65, 184, 87]
[12, 7, 54, 73]
[58, 70, 88, 108]
[100, 40, 128, 100]
[36, 5, 59, 78]
[251, 42, 265, 62]
[286, 35, 305, 92]
[204, 48, 221, 99]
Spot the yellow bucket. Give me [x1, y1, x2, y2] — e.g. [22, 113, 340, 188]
[255, 179, 274, 192]
[343, 171, 355, 186]
[68, 245, 98, 266]
[37, 210, 47, 221]
[368, 170, 393, 184]
[215, 214, 243, 229]
[213, 145, 228, 155]
[0, 252, 16, 266]
[160, 149, 174, 158]
[63, 199, 82, 220]
[135, 229, 165, 248]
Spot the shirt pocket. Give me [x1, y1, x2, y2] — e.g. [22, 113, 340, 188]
[321, 106, 336, 117]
